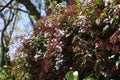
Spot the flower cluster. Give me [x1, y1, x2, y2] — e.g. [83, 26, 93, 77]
[11, 0, 120, 80]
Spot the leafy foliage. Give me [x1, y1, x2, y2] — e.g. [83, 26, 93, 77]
[0, 67, 13, 80]
[10, 0, 120, 80]
[65, 71, 79, 80]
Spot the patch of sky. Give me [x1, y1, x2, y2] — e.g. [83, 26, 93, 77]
[0, 0, 55, 60]
[31, 0, 46, 16]
[0, 0, 45, 60]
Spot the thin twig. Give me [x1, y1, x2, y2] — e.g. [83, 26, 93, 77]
[9, 11, 18, 43]
[0, 0, 14, 12]
[16, 0, 40, 19]
[0, 8, 14, 66]
[0, 5, 30, 14]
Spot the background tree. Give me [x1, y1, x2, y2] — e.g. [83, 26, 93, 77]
[0, 0, 74, 67]
[0, 0, 44, 66]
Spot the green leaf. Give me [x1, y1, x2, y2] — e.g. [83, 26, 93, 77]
[84, 78, 96, 80]
[116, 60, 120, 69]
[65, 71, 79, 80]
[77, 0, 81, 2]
[65, 71, 74, 80]
[51, 51, 57, 56]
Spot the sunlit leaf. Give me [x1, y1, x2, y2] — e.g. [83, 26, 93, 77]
[84, 78, 96, 80]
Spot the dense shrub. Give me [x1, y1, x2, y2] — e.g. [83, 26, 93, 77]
[11, 0, 120, 80]
[0, 67, 13, 80]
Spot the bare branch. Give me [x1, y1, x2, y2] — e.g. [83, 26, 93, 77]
[9, 11, 18, 43]
[0, 0, 14, 13]
[16, 0, 40, 20]
[0, 8, 14, 66]
[0, 5, 29, 14]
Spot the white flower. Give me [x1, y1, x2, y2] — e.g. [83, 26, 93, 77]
[78, 15, 86, 20]
[56, 45, 63, 52]
[103, 0, 113, 6]
[80, 0, 85, 3]
[48, 22, 53, 27]
[103, 18, 109, 23]
[87, 0, 92, 3]
[73, 71, 78, 76]
[95, 18, 101, 25]
[34, 54, 40, 61]
[59, 30, 65, 36]
[103, 25, 109, 31]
